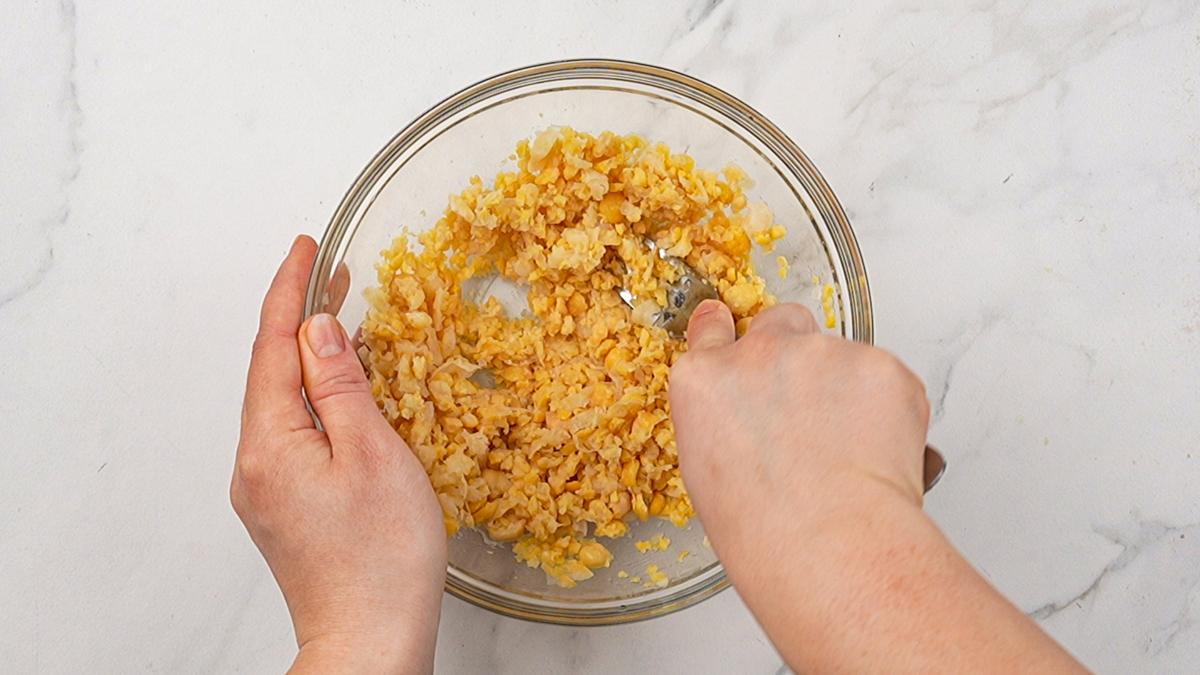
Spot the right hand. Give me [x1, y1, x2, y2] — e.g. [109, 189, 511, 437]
[669, 299, 930, 554]
[669, 300, 1085, 674]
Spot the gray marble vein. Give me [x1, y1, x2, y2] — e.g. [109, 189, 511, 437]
[0, 0, 81, 310]
[1029, 520, 1198, 621]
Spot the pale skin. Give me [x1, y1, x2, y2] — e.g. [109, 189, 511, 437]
[234, 235, 1087, 674]
[232, 236, 446, 674]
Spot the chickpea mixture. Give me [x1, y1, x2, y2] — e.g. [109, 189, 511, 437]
[362, 127, 785, 587]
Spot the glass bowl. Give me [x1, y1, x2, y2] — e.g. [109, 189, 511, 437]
[305, 59, 871, 625]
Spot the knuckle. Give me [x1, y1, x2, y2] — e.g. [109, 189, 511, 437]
[250, 329, 288, 359]
[864, 349, 929, 417]
[234, 453, 261, 481]
[752, 303, 817, 335]
[915, 393, 931, 425]
[862, 345, 902, 375]
[906, 372, 931, 423]
[310, 365, 370, 402]
[799, 332, 834, 356]
[250, 333, 272, 359]
[742, 327, 790, 361]
[229, 480, 249, 517]
[908, 369, 928, 399]
[780, 302, 818, 331]
[887, 356, 922, 393]
[233, 452, 273, 492]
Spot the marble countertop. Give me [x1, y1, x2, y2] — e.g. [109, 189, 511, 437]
[3, 1, 1198, 672]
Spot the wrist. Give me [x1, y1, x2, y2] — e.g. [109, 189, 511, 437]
[714, 480, 935, 602]
[724, 488, 949, 662]
[290, 631, 424, 674]
[702, 468, 926, 561]
[811, 459, 926, 513]
[287, 568, 445, 674]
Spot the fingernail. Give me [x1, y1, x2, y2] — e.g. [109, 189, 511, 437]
[306, 314, 344, 358]
[691, 299, 723, 318]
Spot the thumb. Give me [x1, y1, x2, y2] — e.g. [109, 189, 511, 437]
[686, 299, 736, 351]
[298, 313, 389, 447]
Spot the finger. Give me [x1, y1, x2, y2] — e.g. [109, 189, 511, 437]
[686, 299, 736, 351]
[242, 235, 319, 439]
[744, 302, 818, 336]
[298, 313, 392, 450]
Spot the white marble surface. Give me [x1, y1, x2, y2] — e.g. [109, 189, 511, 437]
[2, 1, 1198, 672]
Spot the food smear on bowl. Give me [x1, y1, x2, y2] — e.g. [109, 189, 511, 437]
[820, 283, 837, 329]
[776, 255, 790, 280]
[644, 564, 670, 589]
[634, 534, 671, 553]
[361, 127, 785, 587]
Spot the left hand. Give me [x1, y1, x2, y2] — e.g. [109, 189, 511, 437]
[231, 235, 446, 674]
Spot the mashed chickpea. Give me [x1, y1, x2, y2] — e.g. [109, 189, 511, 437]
[362, 128, 784, 587]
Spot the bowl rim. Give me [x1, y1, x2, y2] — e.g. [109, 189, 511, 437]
[307, 58, 872, 626]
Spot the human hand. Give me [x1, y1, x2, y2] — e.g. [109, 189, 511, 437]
[669, 300, 1083, 673]
[231, 236, 446, 674]
[669, 300, 930, 551]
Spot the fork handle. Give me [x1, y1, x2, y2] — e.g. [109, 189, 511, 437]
[923, 445, 946, 493]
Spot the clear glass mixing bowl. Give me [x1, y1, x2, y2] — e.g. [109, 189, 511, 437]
[305, 59, 872, 625]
